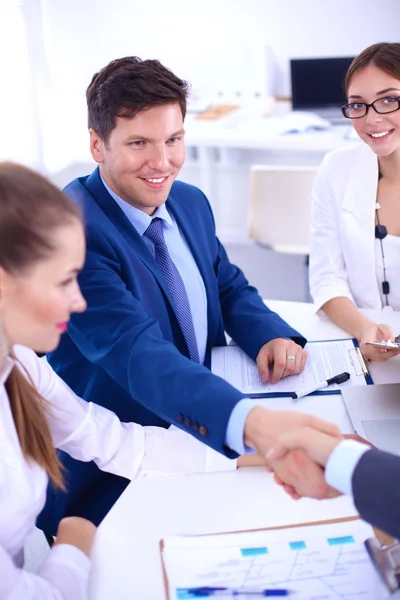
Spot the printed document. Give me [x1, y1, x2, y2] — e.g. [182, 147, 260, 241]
[211, 340, 368, 396]
[162, 520, 389, 599]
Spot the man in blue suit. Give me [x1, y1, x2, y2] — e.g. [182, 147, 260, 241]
[38, 57, 320, 534]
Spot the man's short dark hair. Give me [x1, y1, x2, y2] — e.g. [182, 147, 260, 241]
[86, 56, 189, 143]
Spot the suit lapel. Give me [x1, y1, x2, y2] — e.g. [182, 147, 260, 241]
[83, 169, 177, 312]
[342, 145, 381, 306]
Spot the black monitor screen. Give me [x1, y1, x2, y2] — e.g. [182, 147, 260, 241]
[290, 57, 355, 110]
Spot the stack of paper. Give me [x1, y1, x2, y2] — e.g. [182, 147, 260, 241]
[211, 340, 370, 398]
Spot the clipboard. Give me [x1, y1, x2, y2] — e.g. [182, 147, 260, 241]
[304, 338, 373, 395]
[211, 338, 373, 399]
[159, 516, 392, 599]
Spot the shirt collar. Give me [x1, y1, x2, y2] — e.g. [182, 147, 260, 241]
[100, 174, 174, 237]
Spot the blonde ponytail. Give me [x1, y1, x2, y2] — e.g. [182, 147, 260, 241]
[5, 359, 64, 489]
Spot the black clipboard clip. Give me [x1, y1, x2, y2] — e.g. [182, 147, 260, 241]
[365, 537, 400, 593]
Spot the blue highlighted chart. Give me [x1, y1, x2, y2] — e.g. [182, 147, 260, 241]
[162, 520, 387, 599]
[327, 535, 355, 546]
[240, 547, 268, 557]
[289, 541, 307, 551]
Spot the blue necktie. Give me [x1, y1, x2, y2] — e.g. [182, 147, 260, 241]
[143, 218, 200, 363]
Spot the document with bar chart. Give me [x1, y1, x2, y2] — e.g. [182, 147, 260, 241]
[161, 519, 388, 599]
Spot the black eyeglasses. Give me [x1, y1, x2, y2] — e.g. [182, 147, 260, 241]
[341, 95, 400, 119]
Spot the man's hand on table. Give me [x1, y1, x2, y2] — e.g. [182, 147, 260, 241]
[243, 407, 342, 498]
[256, 338, 307, 383]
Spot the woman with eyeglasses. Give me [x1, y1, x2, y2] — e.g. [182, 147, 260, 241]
[309, 42, 400, 362]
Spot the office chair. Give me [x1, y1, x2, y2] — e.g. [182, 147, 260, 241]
[248, 165, 318, 301]
[248, 164, 318, 255]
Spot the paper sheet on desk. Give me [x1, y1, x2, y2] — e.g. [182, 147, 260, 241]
[211, 340, 368, 397]
[162, 520, 388, 600]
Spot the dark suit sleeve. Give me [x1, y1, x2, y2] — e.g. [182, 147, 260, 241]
[66, 225, 244, 458]
[352, 448, 400, 539]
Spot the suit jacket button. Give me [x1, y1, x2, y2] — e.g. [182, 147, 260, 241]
[177, 413, 184, 423]
[199, 425, 208, 436]
[193, 422, 200, 431]
[184, 417, 192, 428]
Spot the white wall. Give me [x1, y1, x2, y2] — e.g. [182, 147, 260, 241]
[2, 0, 399, 171]
[34, 0, 400, 169]
[41, 0, 400, 95]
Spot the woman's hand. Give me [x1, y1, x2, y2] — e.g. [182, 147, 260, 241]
[53, 516, 97, 557]
[237, 454, 266, 467]
[359, 323, 400, 361]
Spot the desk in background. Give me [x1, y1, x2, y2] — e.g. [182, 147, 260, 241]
[89, 300, 400, 600]
[181, 104, 360, 242]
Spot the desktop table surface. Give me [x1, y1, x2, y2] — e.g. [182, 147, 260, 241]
[89, 300, 400, 600]
[183, 103, 359, 152]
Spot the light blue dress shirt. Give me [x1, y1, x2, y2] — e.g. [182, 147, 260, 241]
[325, 439, 370, 495]
[100, 175, 254, 454]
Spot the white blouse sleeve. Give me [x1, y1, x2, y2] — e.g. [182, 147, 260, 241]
[0, 542, 90, 600]
[309, 155, 355, 313]
[14, 346, 236, 480]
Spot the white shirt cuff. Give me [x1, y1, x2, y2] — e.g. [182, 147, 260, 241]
[40, 543, 92, 573]
[35, 543, 92, 599]
[325, 439, 371, 495]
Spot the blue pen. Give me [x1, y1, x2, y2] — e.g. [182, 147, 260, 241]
[184, 587, 292, 597]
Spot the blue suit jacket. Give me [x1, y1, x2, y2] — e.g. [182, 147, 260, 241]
[37, 169, 305, 533]
[353, 448, 400, 539]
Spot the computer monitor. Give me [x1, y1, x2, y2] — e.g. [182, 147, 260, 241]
[290, 56, 355, 111]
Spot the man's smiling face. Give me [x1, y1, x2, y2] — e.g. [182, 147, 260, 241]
[90, 102, 186, 215]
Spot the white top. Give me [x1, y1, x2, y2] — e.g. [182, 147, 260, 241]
[325, 439, 370, 495]
[0, 345, 235, 600]
[310, 143, 386, 312]
[375, 234, 400, 310]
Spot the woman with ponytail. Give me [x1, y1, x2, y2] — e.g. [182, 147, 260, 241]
[0, 163, 247, 600]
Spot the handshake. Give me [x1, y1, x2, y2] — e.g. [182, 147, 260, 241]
[240, 406, 364, 500]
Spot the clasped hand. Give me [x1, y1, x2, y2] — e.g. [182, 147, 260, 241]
[243, 407, 342, 500]
[265, 430, 372, 500]
[265, 428, 343, 500]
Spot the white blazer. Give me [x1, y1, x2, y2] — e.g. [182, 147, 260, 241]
[309, 142, 382, 312]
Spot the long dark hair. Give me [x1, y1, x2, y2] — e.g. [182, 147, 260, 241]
[0, 162, 82, 487]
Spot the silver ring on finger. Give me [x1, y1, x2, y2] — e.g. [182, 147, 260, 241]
[287, 355, 296, 361]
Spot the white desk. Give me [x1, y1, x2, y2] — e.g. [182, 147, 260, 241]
[89, 301, 400, 600]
